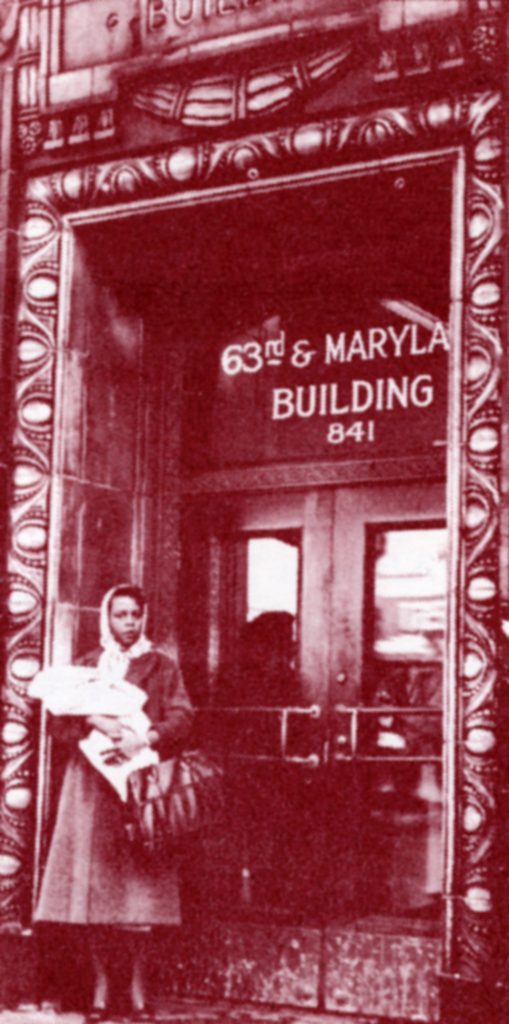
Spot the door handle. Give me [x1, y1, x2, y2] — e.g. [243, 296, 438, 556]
[336, 671, 347, 685]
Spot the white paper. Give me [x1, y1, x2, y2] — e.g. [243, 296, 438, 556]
[79, 727, 159, 802]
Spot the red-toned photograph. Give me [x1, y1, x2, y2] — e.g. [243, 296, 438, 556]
[0, 2, 505, 1023]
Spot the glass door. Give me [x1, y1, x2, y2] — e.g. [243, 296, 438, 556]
[326, 482, 445, 920]
[180, 490, 328, 920]
[180, 481, 445, 944]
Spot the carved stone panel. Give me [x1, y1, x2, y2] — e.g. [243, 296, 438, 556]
[11, 1, 490, 159]
[325, 927, 440, 1019]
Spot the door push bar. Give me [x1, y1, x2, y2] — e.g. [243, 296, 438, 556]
[202, 704, 322, 766]
[201, 704, 441, 766]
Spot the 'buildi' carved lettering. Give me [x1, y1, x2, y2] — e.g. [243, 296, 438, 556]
[169, 0, 280, 30]
[158, 0, 341, 34]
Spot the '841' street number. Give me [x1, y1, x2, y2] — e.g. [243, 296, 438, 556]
[327, 420, 375, 444]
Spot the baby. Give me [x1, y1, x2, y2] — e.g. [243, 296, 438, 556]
[29, 665, 159, 800]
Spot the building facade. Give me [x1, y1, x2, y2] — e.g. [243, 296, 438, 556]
[0, 1, 507, 1021]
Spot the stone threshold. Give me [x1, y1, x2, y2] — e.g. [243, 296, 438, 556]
[0, 1002, 390, 1024]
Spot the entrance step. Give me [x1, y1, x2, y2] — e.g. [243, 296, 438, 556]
[0, 1003, 386, 1024]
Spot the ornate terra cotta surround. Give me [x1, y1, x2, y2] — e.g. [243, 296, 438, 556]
[0, 0, 505, 1006]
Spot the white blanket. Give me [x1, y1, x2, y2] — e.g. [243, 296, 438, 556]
[29, 666, 159, 800]
[29, 665, 148, 717]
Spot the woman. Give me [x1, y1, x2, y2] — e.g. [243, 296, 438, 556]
[36, 584, 194, 1022]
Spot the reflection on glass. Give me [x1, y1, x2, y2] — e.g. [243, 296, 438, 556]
[357, 525, 447, 926]
[368, 524, 446, 753]
[373, 526, 447, 667]
[240, 534, 300, 705]
[363, 764, 443, 921]
[217, 533, 300, 708]
[247, 536, 299, 621]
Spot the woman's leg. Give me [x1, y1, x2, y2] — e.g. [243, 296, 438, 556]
[88, 926, 111, 1012]
[125, 927, 151, 1014]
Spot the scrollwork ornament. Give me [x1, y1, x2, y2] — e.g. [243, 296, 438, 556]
[470, 0, 503, 68]
[132, 44, 355, 129]
[457, 84, 504, 984]
[0, 181, 62, 924]
[17, 118, 43, 158]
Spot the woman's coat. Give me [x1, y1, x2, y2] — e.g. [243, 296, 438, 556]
[35, 650, 193, 926]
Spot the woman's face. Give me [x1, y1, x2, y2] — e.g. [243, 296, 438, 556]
[108, 595, 143, 649]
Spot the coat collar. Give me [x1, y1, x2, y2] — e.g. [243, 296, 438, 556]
[125, 649, 160, 688]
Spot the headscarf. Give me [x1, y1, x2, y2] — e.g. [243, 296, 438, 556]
[97, 584, 152, 681]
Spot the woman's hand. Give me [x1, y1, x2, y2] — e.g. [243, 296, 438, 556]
[86, 715, 123, 742]
[147, 728, 160, 748]
[116, 727, 148, 760]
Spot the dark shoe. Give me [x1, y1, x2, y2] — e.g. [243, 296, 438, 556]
[131, 1008, 152, 1022]
[86, 1006, 110, 1023]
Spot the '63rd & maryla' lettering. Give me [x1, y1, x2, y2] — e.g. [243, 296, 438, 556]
[324, 321, 449, 363]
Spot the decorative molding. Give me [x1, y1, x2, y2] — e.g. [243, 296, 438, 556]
[15, 2, 501, 159]
[0, 88, 505, 1002]
[470, 0, 503, 67]
[132, 18, 468, 131]
[182, 455, 446, 496]
[15, 2, 39, 105]
[17, 105, 116, 159]
[0, 0, 21, 62]
[373, 18, 465, 83]
[452, 84, 503, 979]
[23, 96, 480, 212]
[132, 43, 355, 128]
[15, 1, 41, 159]
[0, 196, 59, 923]
[17, 117, 42, 157]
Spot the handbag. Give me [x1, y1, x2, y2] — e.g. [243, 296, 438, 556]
[125, 749, 224, 854]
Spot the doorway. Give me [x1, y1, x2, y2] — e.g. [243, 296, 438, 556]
[35, 151, 456, 1019]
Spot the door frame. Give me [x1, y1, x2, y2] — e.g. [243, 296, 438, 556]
[0, 93, 503, 1006]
